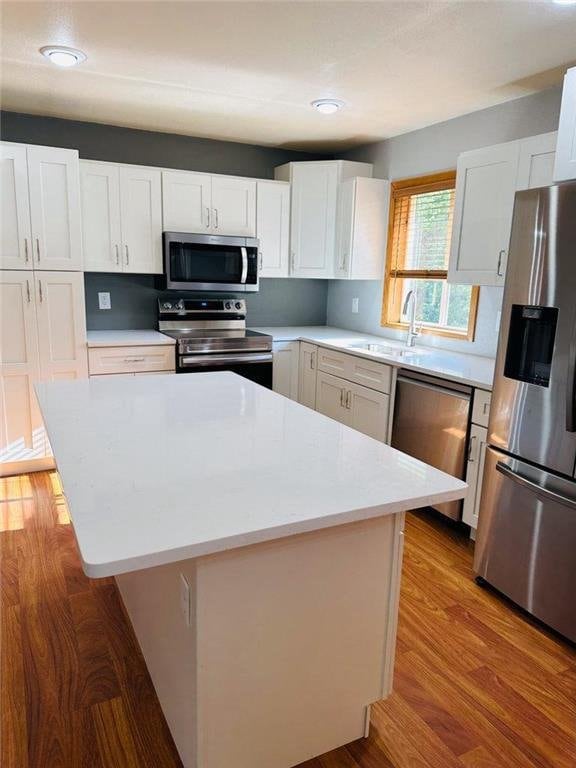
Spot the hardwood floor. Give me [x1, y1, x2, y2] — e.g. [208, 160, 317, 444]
[1, 472, 575, 767]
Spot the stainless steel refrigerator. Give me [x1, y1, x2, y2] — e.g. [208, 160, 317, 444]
[474, 180, 576, 643]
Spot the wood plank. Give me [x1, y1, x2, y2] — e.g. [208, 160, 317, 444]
[1, 605, 28, 768]
[92, 697, 141, 768]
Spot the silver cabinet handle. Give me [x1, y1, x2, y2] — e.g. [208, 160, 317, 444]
[346, 390, 352, 409]
[290, 251, 296, 271]
[38, 278, 43, 302]
[24, 238, 29, 263]
[36, 238, 41, 262]
[467, 434, 477, 462]
[206, 207, 211, 228]
[340, 388, 345, 407]
[124, 357, 145, 363]
[483, 401, 489, 415]
[309, 352, 315, 370]
[213, 208, 219, 229]
[497, 249, 506, 277]
[26, 279, 31, 303]
[125, 245, 129, 266]
[115, 244, 120, 265]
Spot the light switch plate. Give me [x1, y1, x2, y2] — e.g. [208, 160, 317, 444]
[98, 292, 111, 310]
[180, 573, 191, 627]
[352, 298, 359, 314]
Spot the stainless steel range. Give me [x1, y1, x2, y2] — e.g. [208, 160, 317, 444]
[158, 298, 273, 387]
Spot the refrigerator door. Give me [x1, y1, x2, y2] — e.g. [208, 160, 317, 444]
[489, 182, 576, 477]
[475, 446, 576, 642]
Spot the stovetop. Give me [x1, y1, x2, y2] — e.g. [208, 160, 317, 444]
[160, 328, 273, 355]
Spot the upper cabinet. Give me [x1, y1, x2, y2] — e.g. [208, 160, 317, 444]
[162, 170, 256, 236]
[80, 161, 163, 274]
[1, 143, 82, 271]
[449, 141, 520, 286]
[256, 180, 290, 277]
[335, 177, 389, 280]
[275, 160, 373, 279]
[449, 131, 557, 286]
[554, 66, 576, 183]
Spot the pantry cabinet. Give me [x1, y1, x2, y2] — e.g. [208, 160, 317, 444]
[256, 181, 290, 277]
[272, 341, 300, 400]
[1, 143, 82, 271]
[335, 177, 389, 279]
[80, 161, 162, 274]
[162, 170, 256, 237]
[0, 270, 87, 472]
[298, 342, 317, 409]
[554, 66, 576, 182]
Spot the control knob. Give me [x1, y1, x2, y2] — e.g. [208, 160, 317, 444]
[224, 301, 232, 310]
[235, 302, 243, 310]
[163, 302, 172, 310]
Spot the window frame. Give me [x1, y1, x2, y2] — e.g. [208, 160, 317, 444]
[381, 171, 479, 341]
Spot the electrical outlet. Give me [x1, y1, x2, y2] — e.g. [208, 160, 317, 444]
[180, 573, 191, 626]
[352, 297, 359, 314]
[98, 292, 111, 310]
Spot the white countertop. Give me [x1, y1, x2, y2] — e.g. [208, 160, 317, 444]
[36, 372, 466, 578]
[86, 330, 176, 347]
[253, 326, 495, 390]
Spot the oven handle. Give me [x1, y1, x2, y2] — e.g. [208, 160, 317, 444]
[240, 246, 248, 284]
[181, 353, 273, 367]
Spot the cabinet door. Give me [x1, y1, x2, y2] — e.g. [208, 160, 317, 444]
[448, 142, 520, 286]
[27, 146, 82, 270]
[0, 271, 44, 463]
[517, 133, 557, 190]
[162, 171, 211, 233]
[272, 341, 299, 400]
[211, 176, 256, 236]
[462, 424, 488, 529]
[298, 342, 317, 409]
[256, 181, 290, 277]
[348, 382, 390, 443]
[0, 143, 32, 270]
[80, 161, 122, 272]
[315, 371, 349, 426]
[119, 166, 163, 274]
[554, 67, 576, 182]
[34, 271, 88, 382]
[290, 163, 338, 278]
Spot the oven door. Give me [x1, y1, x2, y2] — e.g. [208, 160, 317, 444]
[164, 233, 259, 292]
[178, 352, 272, 388]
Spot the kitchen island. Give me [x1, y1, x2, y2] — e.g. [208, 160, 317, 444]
[36, 372, 466, 768]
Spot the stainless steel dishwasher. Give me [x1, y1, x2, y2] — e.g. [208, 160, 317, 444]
[391, 369, 471, 520]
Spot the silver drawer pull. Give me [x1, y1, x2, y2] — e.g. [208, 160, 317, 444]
[125, 245, 129, 266]
[36, 238, 41, 262]
[115, 244, 120, 265]
[124, 357, 145, 363]
[26, 280, 31, 303]
[38, 279, 43, 302]
[24, 238, 29, 262]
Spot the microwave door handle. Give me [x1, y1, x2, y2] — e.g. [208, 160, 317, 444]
[496, 461, 576, 510]
[240, 246, 248, 284]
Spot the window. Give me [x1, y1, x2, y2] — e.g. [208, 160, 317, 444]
[382, 171, 478, 340]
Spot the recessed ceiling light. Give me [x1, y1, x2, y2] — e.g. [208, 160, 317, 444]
[311, 99, 345, 115]
[40, 45, 87, 68]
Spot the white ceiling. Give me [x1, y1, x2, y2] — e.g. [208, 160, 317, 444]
[2, 1, 576, 151]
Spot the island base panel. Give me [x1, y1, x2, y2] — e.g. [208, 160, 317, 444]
[115, 511, 405, 768]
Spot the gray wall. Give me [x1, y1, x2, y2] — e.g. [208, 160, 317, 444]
[85, 275, 327, 330]
[327, 87, 563, 358]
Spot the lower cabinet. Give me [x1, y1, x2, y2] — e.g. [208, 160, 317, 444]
[87, 345, 175, 376]
[1, 270, 87, 472]
[272, 341, 300, 400]
[298, 342, 317, 409]
[462, 423, 488, 530]
[315, 370, 390, 442]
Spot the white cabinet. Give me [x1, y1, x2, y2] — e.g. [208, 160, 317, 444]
[88, 344, 175, 376]
[298, 342, 317, 409]
[80, 161, 162, 274]
[275, 160, 372, 279]
[80, 162, 122, 272]
[554, 67, 576, 182]
[256, 181, 290, 277]
[1, 143, 82, 271]
[1, 269, 87, 471]
[315, 370, 389, 442]
[272, 341, 300, 400]
[335, 178, 389, 279]
[463, 423, 488, 530]
[449, 141, 520, 286]
[0, 144, 32, 270]
[517, 132, 557, 190]
[317, 347, 392, 394]
[162, 171, 256, 237]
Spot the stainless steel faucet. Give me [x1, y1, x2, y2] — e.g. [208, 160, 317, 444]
[402, 290, 421, 347]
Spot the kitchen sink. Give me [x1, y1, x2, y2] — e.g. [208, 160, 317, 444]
[346, 342, 430, 358]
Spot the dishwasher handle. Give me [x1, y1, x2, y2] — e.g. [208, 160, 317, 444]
[396, 373, 472, 401]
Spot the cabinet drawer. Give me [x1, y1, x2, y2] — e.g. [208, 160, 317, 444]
[316, 347, 392, 394]
[88, 345, 175, 375]
[472, 389, 491, 427]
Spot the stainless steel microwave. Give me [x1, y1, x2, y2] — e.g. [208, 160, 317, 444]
[163, 233, 259, 292]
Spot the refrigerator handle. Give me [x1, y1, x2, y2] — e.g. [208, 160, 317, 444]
[567, 318, 576, 432]
[496, 461, 576, 510]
